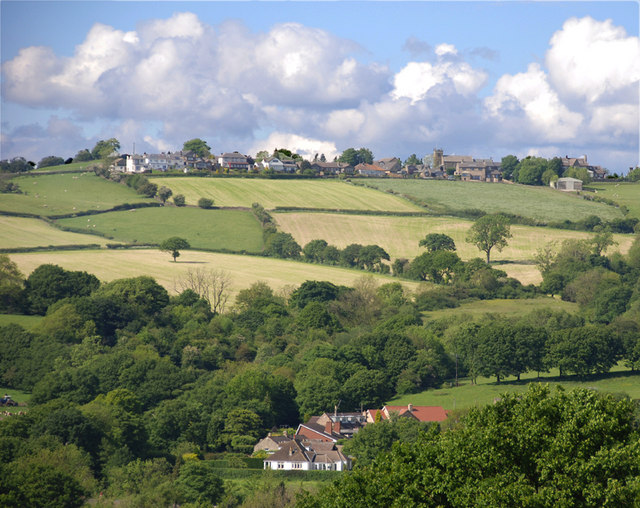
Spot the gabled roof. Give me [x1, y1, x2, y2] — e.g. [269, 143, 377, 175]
[266, 440, 314, 463]
[384, 405, 448, 422]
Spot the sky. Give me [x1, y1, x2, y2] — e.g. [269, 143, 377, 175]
[1, 1, 639, 173]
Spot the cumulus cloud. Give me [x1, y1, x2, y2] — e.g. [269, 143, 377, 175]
[249, 132, 339, 161]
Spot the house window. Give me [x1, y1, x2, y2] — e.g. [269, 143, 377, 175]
[293, 462, 302, 469]
[277, 462, 284, 469]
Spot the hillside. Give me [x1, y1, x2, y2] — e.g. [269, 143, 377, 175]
[367, 179, 624, 222]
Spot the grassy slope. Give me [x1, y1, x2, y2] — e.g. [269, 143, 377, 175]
[588, 182, 640, 219]
[56, 207, 264, 253]
[391, 367, 640, 411]
[0, 216, 115, 248]
[274, 212, 634, 284]
[422, 297, 579, 320]
[151, 177, 423, 212]
[8, 249, 422, 302]
[0, 314, 43, 329]
[369, 179, 623, 222]
[0, 173, 154, 216]
[32, 160, 98, 173]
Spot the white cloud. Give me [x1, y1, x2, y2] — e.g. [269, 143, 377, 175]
[546, 16, 640, 105]
[485, 63, 583, 141]
[391, 45, 487, 104]
[249, 132, 338, 161]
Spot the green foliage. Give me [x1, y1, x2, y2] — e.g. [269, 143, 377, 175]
[516, 156, 548, 185]
[176, 459, 224, 505]
[160, 236, 190, 261]
[466, 214, 512, 263]
[0, 157, 34, 173]
[500, 155, 519, 180]
[338, 147, 374, 165]
[264, 232, 301, 259]
[198, 197, 214, 209]
[289, 281, 342, 309]
[0, 254, 26, 313]
[173, 193, 186, 206]
[91, 138, 120, 160]
[301, 385, 640, 507]
[418, 233, 456, 252]
[157, 185, 172, 203]
[74, 149, 93, 162]
[25, 264, 100, 315]
[37, 156, 65, 169]
[183, 138, 211, 158]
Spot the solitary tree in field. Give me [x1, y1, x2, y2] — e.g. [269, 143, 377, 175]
[466, 214, 512, 263]
[160, 237, 190, 262]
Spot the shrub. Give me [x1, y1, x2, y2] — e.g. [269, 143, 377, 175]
[174, 194, 186, 207]
[198, 197, 214, 209]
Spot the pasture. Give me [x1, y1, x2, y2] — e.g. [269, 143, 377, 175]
[367, 179, 623, 222]
[149, 177, 423, 212]
[0, 314, 42, 329]
[32, 160, 98, 173]
[8, 249, 422, 302]
[0, 216, 114, 249]
[56, 207, 264, 253]
[588, 182, 640, 219]
[422, 297, 579, 320]
[274, 212, 634, 284]
[391, 365, 640, 411]
[0, 173, 154, 216]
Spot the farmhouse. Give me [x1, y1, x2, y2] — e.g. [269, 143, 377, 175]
[355, 162, 388, 177]
[456, 160, 503, 182]
[253, 432, 294, 454]
[364, 404, 448, 423]
[560, 155, 607, 180]
[263, 438, 351, 471]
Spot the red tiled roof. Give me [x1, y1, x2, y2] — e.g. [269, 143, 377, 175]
[384, 405, 448, 422]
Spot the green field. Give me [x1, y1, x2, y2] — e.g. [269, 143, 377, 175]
[57, 207, 264, 253]
[32, 160, 99, 173]
[150, 177, 423, 212]
[367, 179, 623, 222]
[588, 182, 640, 218]
[422, 297, 579, 320]
[0, 216, 115, 249]
[0, 314, 43, 329]
[0, 173, 154, 216]
[8, 249, 422, 302]
[391, 366, 640, 411]
[274, 212, 634, 284]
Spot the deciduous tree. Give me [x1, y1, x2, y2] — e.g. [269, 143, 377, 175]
[466, 214, 512, 263]
[160, 237, 190, 262]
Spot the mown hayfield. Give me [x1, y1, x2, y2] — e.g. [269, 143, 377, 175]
[274, 212, 634, 284]
[151, 177, 423, 212]
[368, 179, 623, 222]
[0, 216, 114, 249]
[391, 365, 640, 411]
[588, 182, 640, 219]
[422, 297, 579, 320]
[0, 173, 154, 216]
[0, 314, 42, 329]
[8, 249, 422, 302]
[56, 207, 264, 253]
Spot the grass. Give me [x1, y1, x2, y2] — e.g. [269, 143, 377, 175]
[274, 212, 634, 284]
[32, 160, 99, 173]
[0, 314, 43, 329]
[368, 179, 624, 222]
[56, 207, 264, 253]
[587, 182, 640, 219]
[0, 216, 115, 249]
[422, 297, 579, 320]
[0, 386, 30, 413]
[391, 364, 640, 411]
[8, 249, 422, 303]
[150, 177, 423, 212]
[0, 172, 154, 216]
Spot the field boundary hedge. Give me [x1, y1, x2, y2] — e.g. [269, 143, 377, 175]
[0, 244, 102, 254]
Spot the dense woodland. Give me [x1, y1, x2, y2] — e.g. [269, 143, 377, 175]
[1, 226, 640, 505]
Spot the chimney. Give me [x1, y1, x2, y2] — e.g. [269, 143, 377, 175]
[325, 421, 333, 434]
[334, 421, 341, 434]
[408, 403, 413, 412]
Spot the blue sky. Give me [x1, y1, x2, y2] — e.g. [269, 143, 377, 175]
[1, 1, 639, 172]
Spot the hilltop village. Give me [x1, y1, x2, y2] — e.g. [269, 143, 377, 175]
[110, 145, 609, 186]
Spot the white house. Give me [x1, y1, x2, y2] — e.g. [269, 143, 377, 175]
[126, 154, 148, 173]
[263, 439, 351, 471]
[218, 152, 252, 171]
[552, 177, 583, 191]
[144, 153, 169, 171]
